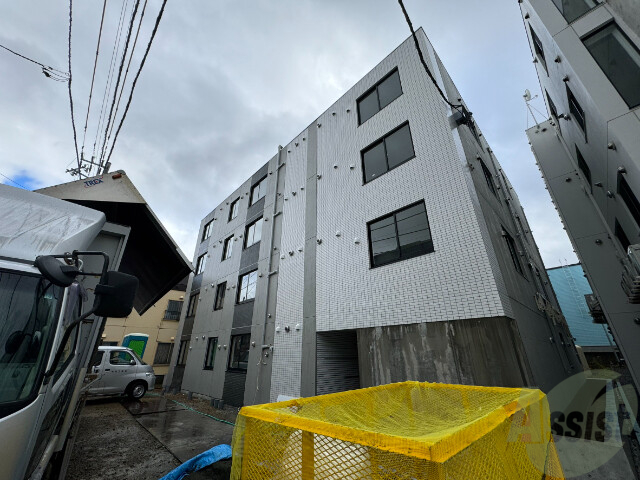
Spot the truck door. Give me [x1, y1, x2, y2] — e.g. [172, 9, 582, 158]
[102, 350, 138, 394]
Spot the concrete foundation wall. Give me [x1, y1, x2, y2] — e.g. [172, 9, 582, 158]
[357, 317, 533, 389]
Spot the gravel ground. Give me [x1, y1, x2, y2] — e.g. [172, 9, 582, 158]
[66, 398, 181, 480]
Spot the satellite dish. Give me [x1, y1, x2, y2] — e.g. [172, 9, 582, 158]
[523, 89, 532, 102]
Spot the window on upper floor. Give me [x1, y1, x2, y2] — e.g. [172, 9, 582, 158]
[362, 122, 415, 184]
[480, 159, 497, 196]
[222, 235, 234, 261]
[244, 217, 263, 249]
[530, 25, 547, 73]
[186, 293, 198, 318]
[195, 253, 207, 275]
[214, 282, 226, 311]
[163, 299, 183, 320]
[357, 68, 403, 124]
[615, 219, 631, 252]
[566, 86, 586, 137]
[250, 176, 267, 205]
[575, 146, 591, 192]
[552, 0, 598, 24]
[229, 198, 239, 221]
[368, 201, 434, 268]
[503, 228, 524, 275]
[204, 337, 218, 370]
[618, 175, 640, 228]
[583, 23, 640, 109]
[237, 270, 258, 303]
[202, 220, 212, 242]
[228, 334, 251, 372]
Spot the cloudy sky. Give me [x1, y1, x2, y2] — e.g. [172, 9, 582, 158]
[0, 0, 577, 268]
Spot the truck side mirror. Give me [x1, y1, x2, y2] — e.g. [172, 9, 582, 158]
[93, 271, 138, 318]
[35, 256, 79, 287]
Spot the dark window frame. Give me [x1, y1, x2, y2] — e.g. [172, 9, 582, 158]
[357, 68, 403, 125]
[480, 159, 497, 196]
[163, 299, 183, 320]
[551, 0, 597, 23]
[203, 337, 218, 370]
[214, 282, 226, 311]
[582, 21, 640, 109]
[227, 334, 251, 372]
[530, 25, 548, 73]
[201, 220, 213, 242]
[244, 217, 263, 249]
[367, 200, 435, 269]
[228, 198, 239, 221]
[186, 292, 199, 318]
[154, 342, 173, 365]
[250, 176, 267, 206]
[615, 219, 631, 252]
[221, 235, 234, 261]
[566, 85, 586, 138]
[361, 121, 416, 184]
[236, 270, 258, 304]
[195, 253, 207, 275]
[503, 228, 524, 276]
[575, 145, 591, 192]
[177, 340, 190, 366]
[618, 174, 640, 228]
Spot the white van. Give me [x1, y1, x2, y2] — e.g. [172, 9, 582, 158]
[89, 346, 155, 399]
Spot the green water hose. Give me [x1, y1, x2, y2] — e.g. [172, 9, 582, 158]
[147, 392, 235, 426]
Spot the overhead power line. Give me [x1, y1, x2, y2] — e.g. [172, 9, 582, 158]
[91, 0, 130, 175]
[0, 43, 69, 80]
[98, 0, 141, 171]
[105, 0, 169, 167]
[80, 0, 108, 161]
[396, 0, 471, 124]
[67, 0, 81, 173]
[0, 171, 28, 190]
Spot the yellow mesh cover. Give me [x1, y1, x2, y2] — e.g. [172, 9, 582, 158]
[231, 381, 564, 479]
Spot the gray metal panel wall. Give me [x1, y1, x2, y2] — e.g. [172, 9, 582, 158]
[316, 331, 360, 396]
[222, 371, 247, 407]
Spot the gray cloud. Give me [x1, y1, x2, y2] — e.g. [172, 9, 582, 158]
[0, 0, 577, 267]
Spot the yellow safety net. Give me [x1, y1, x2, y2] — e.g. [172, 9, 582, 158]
[231, 381, 564, 479]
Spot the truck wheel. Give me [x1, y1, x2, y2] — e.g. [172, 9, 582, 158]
[128, 381, 147, 399]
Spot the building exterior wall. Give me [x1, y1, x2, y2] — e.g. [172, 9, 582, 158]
[102, 288, 185, 379]
[168, 29, 581, 406]
[521, 0, 640, 388]
[547, 264, 616, 350]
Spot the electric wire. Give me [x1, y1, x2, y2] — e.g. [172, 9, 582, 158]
[396, 0, 468, 121]
[98, 0, 141, 172]
[0, 43, 69, 78]
[91, 0, 130, 176]
[105, 0, 169, 166]
[80, 0, 108, 162]
[102, 0, 149, 172]
[0, 171, 28, 189]
[147, 393, 235, 426]
[67, 0, 81, 173]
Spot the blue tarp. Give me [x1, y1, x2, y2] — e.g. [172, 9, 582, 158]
[159, 444, 232, 480]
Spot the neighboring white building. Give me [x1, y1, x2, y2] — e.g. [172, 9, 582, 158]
[521, 0, 640, 389]
[165, 29, 581, 406]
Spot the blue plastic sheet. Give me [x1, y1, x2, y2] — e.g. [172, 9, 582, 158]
[159, 444, 232, 480]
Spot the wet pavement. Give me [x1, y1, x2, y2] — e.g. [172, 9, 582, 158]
[123, 397, 235, 463]
[68, 395, 235, 479]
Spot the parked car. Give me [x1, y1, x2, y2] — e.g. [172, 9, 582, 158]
[88, 346, 155, 399]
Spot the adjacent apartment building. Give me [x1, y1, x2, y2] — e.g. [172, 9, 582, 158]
[164, 28, 581, 406]
[521, 0, 640, 388]
[547, 264, 617, 356]
[102, 280, 187, 384]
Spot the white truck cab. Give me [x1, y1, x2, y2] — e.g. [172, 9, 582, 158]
[89, 346, 155, 399]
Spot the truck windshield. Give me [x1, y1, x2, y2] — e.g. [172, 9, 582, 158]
[0, 269, 63, 417]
